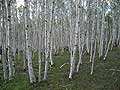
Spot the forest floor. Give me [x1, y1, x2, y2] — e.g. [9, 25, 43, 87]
[0, 48, 120, 90]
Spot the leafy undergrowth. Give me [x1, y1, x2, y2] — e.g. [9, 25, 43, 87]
[0, 48, 120, 90]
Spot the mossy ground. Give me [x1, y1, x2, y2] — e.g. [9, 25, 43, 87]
[0, 48, 120, 90]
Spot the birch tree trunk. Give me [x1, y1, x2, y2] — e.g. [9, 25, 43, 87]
[7, 0, 14, 80]
[99, 1, 105, 58]
[1, 0, 7, 80]
[49, 0, 54, 66]
[69, 0, 80, 79]
[43, 0, 49, 81]
[24, 0, 36, 83]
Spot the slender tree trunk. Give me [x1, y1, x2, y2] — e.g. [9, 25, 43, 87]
[43, 0, 49, 81]
[1, 0, 7, 80]
[7, 0, 14, 80]
[24, 0, 36, 83]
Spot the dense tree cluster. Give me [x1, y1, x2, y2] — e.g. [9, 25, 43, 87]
[0, 0, 120, 83]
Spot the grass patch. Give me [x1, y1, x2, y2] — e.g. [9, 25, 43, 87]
[0, 48, 120, 90]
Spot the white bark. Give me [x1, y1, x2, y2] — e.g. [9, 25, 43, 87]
[43, 0, 49, 81]
[69, 0, 80, 79]
[24, 0, 36, 83]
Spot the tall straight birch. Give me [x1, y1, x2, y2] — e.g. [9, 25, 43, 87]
[7, 0, 14, 80]
[99, 1, 105, 58]
[76, 0, 85, 72]
[69, 0, 79, 79]
[1, 0, 7, 80]
[90, 0, 97, 75]
[49, 0, 55, 66]
[43, 0, 49, 81]
[24, 0, 36, 83]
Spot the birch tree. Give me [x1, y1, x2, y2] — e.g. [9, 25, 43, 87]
[24, 0, 36, 83]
